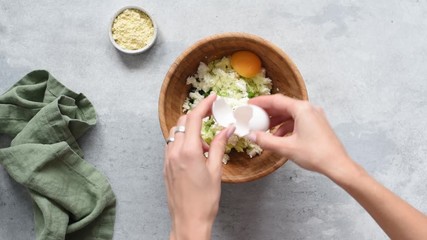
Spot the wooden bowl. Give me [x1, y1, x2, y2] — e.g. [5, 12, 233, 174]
[159, 32, 308, 183]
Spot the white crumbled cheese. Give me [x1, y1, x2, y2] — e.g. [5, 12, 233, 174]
[111, 9, 154, 50]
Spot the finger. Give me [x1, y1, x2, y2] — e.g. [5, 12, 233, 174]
[247, 131, 294, 157]
[165, 126, 177, 161]
[272, 120, 294, 137]
[164, 129, 175, 179]
[163, 147, 169, 177]
[269, 115, 292, 128]
[207, 125, 235, 177]
[166, 126, 176, 148]
[202, 139, 210, 152]
[163, 150, 175, 221]
[172, 115, 187, 151]
[314, 106, 324, 115]
[164, 138, 171, 161]
[184, 94, 217, 149]
[163, 146, 172, 194]
[164, 146, 173, 183]
[248, 94, 301, 119]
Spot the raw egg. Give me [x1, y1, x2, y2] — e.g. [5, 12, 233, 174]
[231, 51, 262, 78]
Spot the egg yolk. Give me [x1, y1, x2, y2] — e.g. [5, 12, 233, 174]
[230, 51, 262, 78]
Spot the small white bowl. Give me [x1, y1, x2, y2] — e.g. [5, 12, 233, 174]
[109, 6, 158, 54]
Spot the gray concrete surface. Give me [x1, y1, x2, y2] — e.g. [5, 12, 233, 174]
[1, 0, 427, 239]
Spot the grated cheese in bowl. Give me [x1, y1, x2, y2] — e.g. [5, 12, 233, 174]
[110, 7, 157, 54]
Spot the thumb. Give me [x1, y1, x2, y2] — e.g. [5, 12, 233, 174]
[207, 125, 236, 176]
[247, 131, 294, 157]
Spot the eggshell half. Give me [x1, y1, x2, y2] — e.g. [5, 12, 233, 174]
[212, 97, 235, 127]
[247, 105, 270, 132]
[234, 106, 253, 136]
[212, 98, 270, 137]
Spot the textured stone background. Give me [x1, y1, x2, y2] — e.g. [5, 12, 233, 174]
[1, 0, 427, 239]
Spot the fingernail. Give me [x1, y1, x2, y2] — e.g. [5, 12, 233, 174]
[247, 132, 257, 142]
[226, 125, 236, 138]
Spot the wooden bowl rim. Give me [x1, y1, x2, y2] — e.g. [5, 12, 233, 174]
[158, 32, 308, 183]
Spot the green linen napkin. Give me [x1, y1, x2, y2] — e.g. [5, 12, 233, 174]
[0, 70, 116, 240]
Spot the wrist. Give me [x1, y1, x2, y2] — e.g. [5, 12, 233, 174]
[174, 219, 213, 240]
[322, 155, 367, 187]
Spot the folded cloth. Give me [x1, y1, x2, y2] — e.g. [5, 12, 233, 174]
[0, 70, 116, 240]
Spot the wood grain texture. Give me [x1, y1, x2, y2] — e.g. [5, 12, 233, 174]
[158, 32, 308, 183]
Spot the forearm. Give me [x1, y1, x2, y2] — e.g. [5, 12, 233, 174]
[326, 156, 427, 239]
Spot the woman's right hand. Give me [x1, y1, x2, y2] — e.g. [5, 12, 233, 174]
[248, 94, 351, 176]
[249, 94, 427, 240]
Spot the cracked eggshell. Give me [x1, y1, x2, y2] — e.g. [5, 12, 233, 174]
[212, 97, 235, 127]
[212, 97, 270, 137]
[247, 105, 270, 132]
[233, 106, 253, 137]
[233, 105, 269, 136]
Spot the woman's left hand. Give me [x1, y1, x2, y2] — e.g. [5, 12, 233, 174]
[164, 94, 235, 240]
